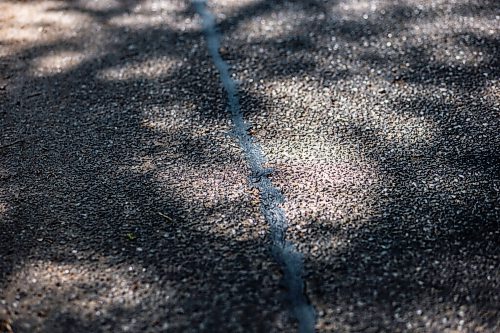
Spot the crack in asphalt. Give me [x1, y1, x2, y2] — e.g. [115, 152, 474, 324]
[193, 1, 316, 332]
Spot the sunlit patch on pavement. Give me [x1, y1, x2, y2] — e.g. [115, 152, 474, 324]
[96, 57, 177, 81]
[3, 259, 170, 331]
[31, 51, 89, 76]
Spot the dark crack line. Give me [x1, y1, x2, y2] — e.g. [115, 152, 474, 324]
[193, 1, 316, 332]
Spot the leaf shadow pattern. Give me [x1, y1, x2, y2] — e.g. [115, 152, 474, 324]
[0, 0, 499, 332]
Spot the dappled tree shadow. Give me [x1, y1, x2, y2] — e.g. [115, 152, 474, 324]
[1, 0, 498, 331]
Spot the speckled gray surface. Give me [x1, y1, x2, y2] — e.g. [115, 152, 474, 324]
[0, 0, 498, 332]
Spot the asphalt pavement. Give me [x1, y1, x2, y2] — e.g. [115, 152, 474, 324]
[0, 0, 498, 332]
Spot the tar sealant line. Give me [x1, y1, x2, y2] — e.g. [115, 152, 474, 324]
[193, 1, 315, 332]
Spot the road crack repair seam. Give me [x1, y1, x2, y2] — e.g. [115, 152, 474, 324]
[193, 1, 315, 332]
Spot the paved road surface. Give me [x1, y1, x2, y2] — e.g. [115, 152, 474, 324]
[0, 0, 498, 332]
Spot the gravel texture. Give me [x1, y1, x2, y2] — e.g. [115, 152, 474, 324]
[1, 0, 499, 332]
